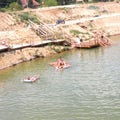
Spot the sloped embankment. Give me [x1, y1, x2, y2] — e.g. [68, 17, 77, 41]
[0, 2, 120, 70]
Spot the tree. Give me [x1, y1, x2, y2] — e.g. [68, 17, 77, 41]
[0, 0, 16, 7]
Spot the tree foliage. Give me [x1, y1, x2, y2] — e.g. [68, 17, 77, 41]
[0, 0, 112, 8]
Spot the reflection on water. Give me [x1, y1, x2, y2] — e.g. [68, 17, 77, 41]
[0, 36, 120, 120]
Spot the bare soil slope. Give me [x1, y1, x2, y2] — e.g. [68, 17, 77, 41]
[0, 2, 120, 43]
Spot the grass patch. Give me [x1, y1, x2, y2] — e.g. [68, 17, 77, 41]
[70, 29, 81, 36]
[44, 0, 57, 7]
[18, 12, 40, 24]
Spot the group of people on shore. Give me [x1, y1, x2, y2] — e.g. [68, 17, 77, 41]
[71, 30, 111, 48]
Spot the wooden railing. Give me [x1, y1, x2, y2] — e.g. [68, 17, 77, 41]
[29, 20, 56, 40]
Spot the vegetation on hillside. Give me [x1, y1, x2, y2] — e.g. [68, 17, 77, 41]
[18, 12, 40, 24]
[0, 0, 114, 10]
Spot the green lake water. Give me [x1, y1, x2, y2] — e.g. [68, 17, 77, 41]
[0, 36, 120, 120]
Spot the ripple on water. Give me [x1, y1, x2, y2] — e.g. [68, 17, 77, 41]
[0, 37, 120, 120]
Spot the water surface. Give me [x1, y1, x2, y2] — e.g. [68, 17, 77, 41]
[0, 36, 120, 120]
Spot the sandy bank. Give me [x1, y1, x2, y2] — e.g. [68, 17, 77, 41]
[0, 2, 120, 70]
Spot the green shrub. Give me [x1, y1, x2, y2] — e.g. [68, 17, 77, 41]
[18, 12, 40, 24]
[50, 46, 61, 53]
[44, 0, 57, 6]
[8, 2, 23, 11]
[54, 48, 61, 53]
[70, 30, 81, 36]
[0, 8, 6, 12]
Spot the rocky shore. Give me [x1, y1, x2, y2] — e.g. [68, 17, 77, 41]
[0, 2, 120, 70]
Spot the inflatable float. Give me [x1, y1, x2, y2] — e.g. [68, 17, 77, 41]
[23, 75, 39, 83]
[49, 61, 71, 70]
